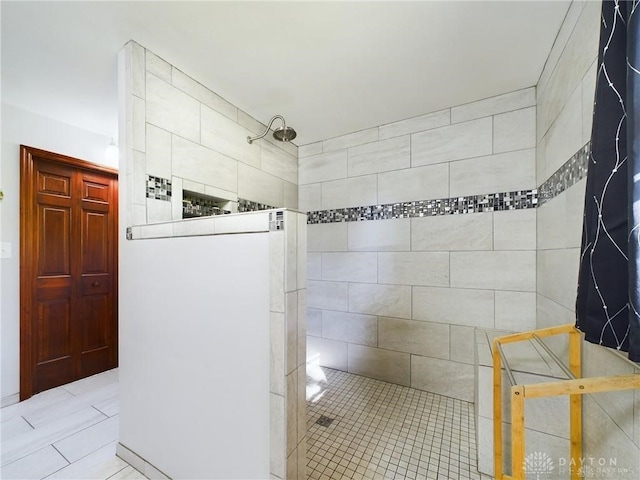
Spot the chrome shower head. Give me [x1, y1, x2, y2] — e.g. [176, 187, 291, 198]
[247, 115, 297, 144]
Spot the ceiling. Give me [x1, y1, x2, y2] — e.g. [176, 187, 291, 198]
[1, 1, 571, 146]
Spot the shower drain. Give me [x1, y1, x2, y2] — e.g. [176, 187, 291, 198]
[315, 415, 334, 427]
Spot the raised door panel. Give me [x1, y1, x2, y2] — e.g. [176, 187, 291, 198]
[38, 206, 71, 277]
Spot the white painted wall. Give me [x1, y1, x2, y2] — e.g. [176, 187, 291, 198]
[0, 103, 114, 404]
[118, 232, 270, 479]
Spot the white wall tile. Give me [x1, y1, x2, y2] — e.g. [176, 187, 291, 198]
[299, 150, 348, 186]
[285, 293, 298, 375]
[411, 213, 493, 251]
[132, 97, 145, 152]
[450, 251, 536, 292]
[146, 199, 172, 224]
[493, 107, 536, 154]
[307, 336, 348, 371]
[379, 109, 450, 140]
[145, 125, 171, 179]
[494, 209, 537, 250]
[348, 218, 410, 252]
[145, 50, 172, 83]
[172, 135, 237, 193]
[377, 163, 449, 204]
[321, 252, 377, 283]
[537, 248, 581, 311]
[379, 317, 449, 359]
[536, 0, 599, 140]
[542, 84, 583, 178]
[450, 325, 476, 365]
[283, 181, 298, 210]
[307, 253, 321, 280]
[172, 217, 216, 237]
[270, 231, 285, 313]
[307, 223, 348, 252]
[298, 183, 322, 212]
[411, 117, 492, 167]
[348, 136, 410, 176]
[298, 142, 323, 158]
[349, 283, 411, 318]
[450, 148, 535, 197]
[269, 393, 285, 478]
[413, 286, 494, 328]
[323, 128, 378, 152]
[171, 68, 237, 121]
[200, 104, 260, 169]
[451, 87, 536, 124]
[495, 291, 536, 332]
[307, 280, 348, 311]
[307, 308, 322, 337]
[146, 74, 200, 143]
[348, 344, 410, 387]
[322, 311, 377, 347]
[261, 141, 298, 184]
[270, 312, 285, 395]
[297, 290, 307, 367]
[237, 163, 283, 207]
[131, 43, 145, 99]
[537, 179, 586, 250]
[321, 175, 377, 210]
[377, 252, 449, 287]
[582, 60, 597, 145]
[411, 356, 474, 402]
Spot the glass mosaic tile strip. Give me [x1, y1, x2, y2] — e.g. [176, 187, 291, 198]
[238, 198, 276, 213]
[145, 175, 172, 201]
[538, 142, 590, 207]
[307, 189, 538, 224]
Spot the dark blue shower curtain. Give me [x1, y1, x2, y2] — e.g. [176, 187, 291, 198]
[576, 0, 640, 361]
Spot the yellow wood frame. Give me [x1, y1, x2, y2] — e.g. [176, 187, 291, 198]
[492, 324, 640, 480]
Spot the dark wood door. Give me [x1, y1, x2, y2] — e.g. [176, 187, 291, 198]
[20, 146, 118, 400]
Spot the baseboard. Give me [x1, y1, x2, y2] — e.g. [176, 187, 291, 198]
[116, 442, 171, 480]
[1, 393, 20, 408]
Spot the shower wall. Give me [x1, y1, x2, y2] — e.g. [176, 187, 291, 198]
[120, 41, 298, 229]
[535, 0, 640, 473]
[299, 87, 537, 402]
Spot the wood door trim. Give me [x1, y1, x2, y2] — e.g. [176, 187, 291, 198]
[19, 145, 118, 400]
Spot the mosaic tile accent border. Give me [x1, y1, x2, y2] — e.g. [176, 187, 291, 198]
[307, 190, 538, 224]
[146, 175, 172, 201]
[538, 142, 590, 206]
[238, 198, 276, 213]
[306, 142, 591, 224]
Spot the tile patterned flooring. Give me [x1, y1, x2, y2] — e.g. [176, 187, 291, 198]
[2, 366, 490, 479]
[306, 366, 489, 480]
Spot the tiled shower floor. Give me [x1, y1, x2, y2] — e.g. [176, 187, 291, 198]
[306, 366, 488, 480]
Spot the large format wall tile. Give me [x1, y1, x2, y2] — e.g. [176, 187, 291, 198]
[377, 163, 449, 204]
[348, 218, 410, 252]
[172, 136, 238, 193]
[348, 344, 410, 386]
[321, 252, 377, 283]
[146, 74, 200, 143]
[321, 175, 378, 210]
[411, 356, 474, 402]
[321, 311, 377, 347]
[378, 317, 449, 359]
[413, 286, 494, 328]
[348, 136, 411, 176]
[451, 87, 536, 124]
[493, 209, 536, 250]
[450, 251, 536, 291]
[377, 252, 449, 287]
[237, 163, 283, 207]
[349, 283, 411, 318]
[537, 179, 585, 250]
[323, 128, 378, 153]
[411, 213, 493, 251]
[411, 117, 492, 167]
[450, 148, 535, 197]
[537, 248, 580, 311]
[307, 223, 348, 252]
[146, 124, 171, 179]
[379, 109, 450, 140]
[493, 107, 536, 154]
[495, 291, 537, 332]
[299, 150, 348, 185]
[307, 336, 348, 371]
[307, 280, 348, 311]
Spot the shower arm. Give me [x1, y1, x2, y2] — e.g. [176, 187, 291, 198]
[247, 115, 287, 144]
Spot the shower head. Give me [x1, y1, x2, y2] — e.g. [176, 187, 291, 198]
[247, 115, 297, 144]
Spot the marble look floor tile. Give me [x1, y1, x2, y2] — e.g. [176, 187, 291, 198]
[23, 383, 118, 429]
[93, 396, 119, 418]
[53, 416, 119, 463]
[0, 389, 74, 425]
[107, 465, 148, 479]
[1, 407, 107, 467]
[62, 369, 119, 397]
[0, 446, 68, 480]
[1, 416, 34, 441]
[44, 442, 128, 480]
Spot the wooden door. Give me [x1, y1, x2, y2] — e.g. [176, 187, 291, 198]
[20, 146, 118, 400]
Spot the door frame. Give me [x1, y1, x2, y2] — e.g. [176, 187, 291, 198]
[19, 145, 119, 400]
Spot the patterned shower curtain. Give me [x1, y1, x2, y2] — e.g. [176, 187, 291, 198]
[576, 0, 639, 362]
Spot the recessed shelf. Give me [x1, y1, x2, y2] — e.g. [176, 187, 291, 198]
[182, 190, 235, 218]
